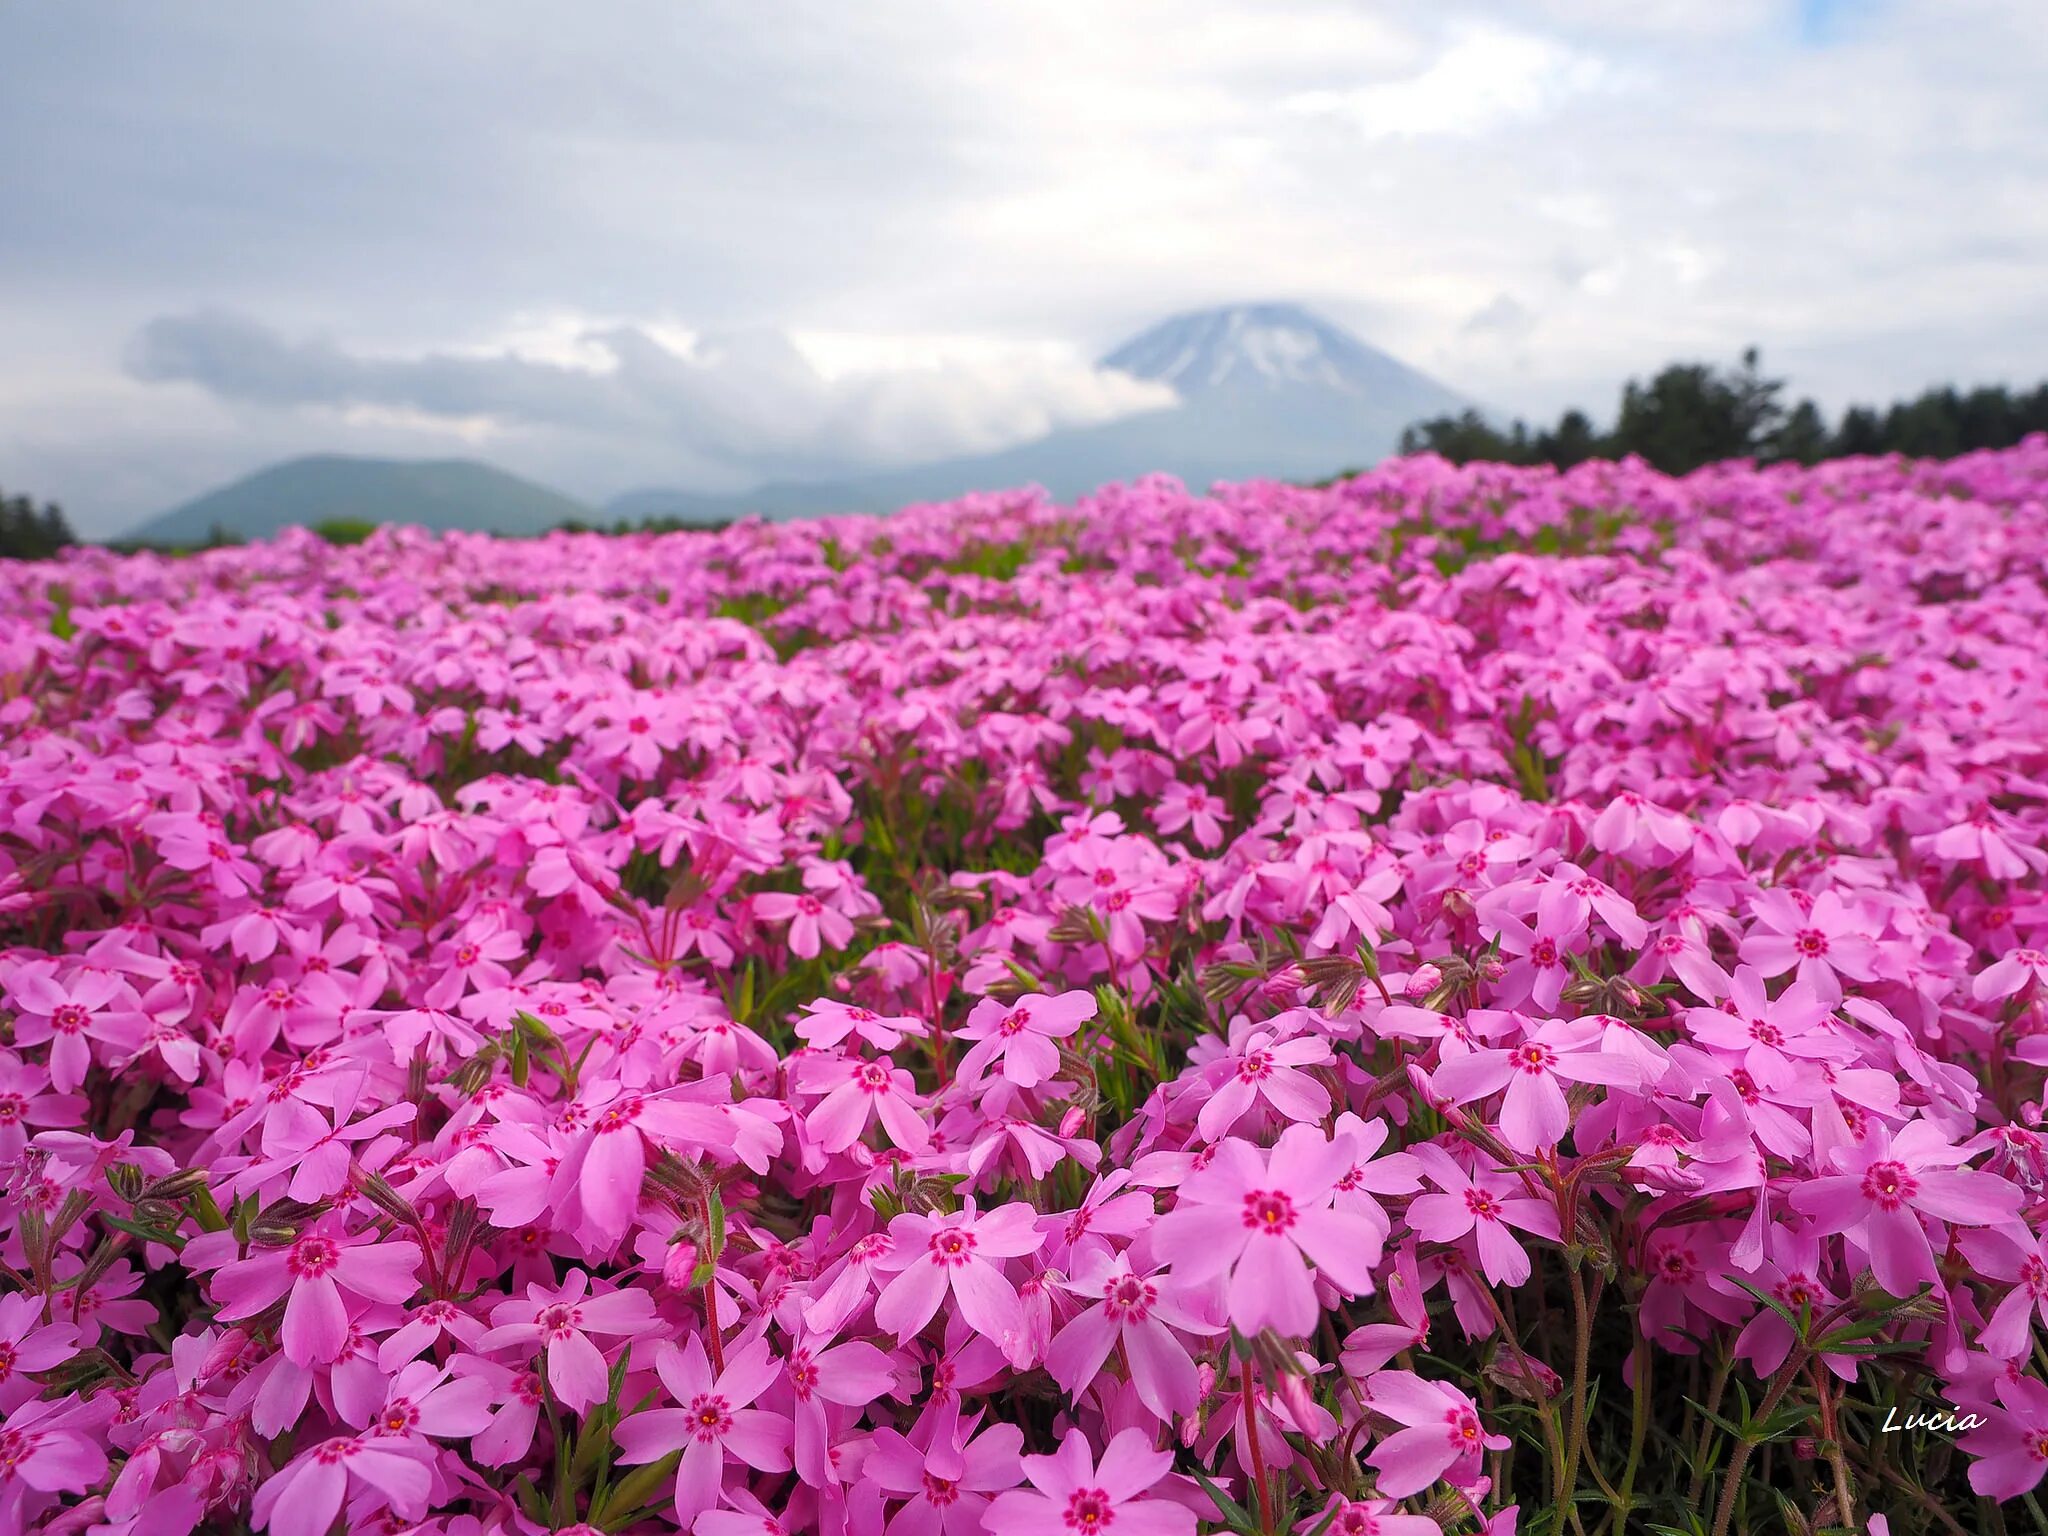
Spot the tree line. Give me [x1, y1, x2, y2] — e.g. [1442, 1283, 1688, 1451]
[1399, 350, 2048, 475]
[0, 487, 76, 561]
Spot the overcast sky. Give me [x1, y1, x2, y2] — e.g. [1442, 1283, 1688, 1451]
[3, 0, 2044, 534]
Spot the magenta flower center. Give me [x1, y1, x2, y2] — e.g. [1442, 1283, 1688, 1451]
[857, 1061, 892, 1092]
[50, 1004, 90, 1033]
[930, 1229, 978, 1266]
[1513, 1043, 1557, 1073]
[1860, 1159, 1918, 1210]
[536, 1303, 585, 1341]
[1446, 1407, 1483, 1445]
[380, 1400, 420, 1435]
[1748, 1019, 1783, 1046]
[922, 1472, 960, 1505]
[1102, 1274, 1156, 1321]
[1238, 1049, 1273, 1081]
[1794, 929, 1829, 957]
[1463, 1189, 1502, 1222]
[287, 1236, 341, 1278]
[595, 1096, 644, 1132]
[1242, 1190, 1298, 1234]
[788, 1348, 819, 1400]
[999, 1007, 1032, 1037]
[1064, 1489, 1115, 1531]
[688, 1393, 732, 1441]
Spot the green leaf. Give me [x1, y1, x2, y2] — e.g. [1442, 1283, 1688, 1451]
[690, 1188, 727, 1287]
[1725, 1276, 1799, 1330]
[1190, 1469, 1259, 1536]
[512, 1474, 548, 1524]
[592, 1449, 681, 1530]
[99, 1214, 184, 1251]
[189, 1186, 231, 1233]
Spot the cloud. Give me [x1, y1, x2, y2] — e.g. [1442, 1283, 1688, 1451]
[4, 0, 2048, 530]
[1462, 294, 1538, 338]
[125, 310, 1177, 481]
[1282, 26, 1615, 139]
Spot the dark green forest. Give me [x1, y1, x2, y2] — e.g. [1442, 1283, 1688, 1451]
[1399, 349, 2048, 475]
[0, 487, 76, 560]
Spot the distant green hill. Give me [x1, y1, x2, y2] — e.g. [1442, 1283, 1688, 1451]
[125, 455, 593, 544]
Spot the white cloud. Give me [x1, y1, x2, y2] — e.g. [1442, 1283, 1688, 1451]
[1283, 26, 1616, 139]
[123, 310, 1177, 484]
[3, 0, 2048, 530]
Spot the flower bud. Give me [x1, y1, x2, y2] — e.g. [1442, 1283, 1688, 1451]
[662, 1239, 701, 1291]
[107, 1164, 146, 1202]
[1484, 1352, 1562, 1401]
[1405, 963, 1444, 1000]
[142, 1169, 213, 1203]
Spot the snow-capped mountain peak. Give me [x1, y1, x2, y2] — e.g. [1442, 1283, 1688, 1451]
[1099, 302, 1409, 397]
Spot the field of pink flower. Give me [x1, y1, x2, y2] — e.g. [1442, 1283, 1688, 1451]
[5, 445, 2048, 1536]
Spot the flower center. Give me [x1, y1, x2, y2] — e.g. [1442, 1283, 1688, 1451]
[1860, 1159, 1918, 1211]
[1064, 1490, 1115, 1531]
[1463, 1189, 1502, 1222]
[930, 1230, 978, 1266]
[287, 1236, 341, 1278]
[536, 1303, 584, 1341]
[1103, 1275, 1156, 1321]
[1242, 1190, 1297, 1235]
[689, 1393, 732, 1441]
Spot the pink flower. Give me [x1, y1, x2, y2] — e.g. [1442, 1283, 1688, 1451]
[2, 965, 147, 1093]
[1304, 1496, 1445, 1536]
[1685, 966, 1848, 1088]
[1789, 1120, 2022, 1295]
[1963, 1374, 2048, 1499]
[211, 1223, 423, 1366]
[1363, 1371, 1506, 1498]
[546, 1081, 782, 1249]
[0, 1293, 81, 1412]
[613, 1335, 790, 1525]
[1429, 1016, 1641, 1151]
[1152, 1124, 1387, 1337]
[476, 1269, 661, 1413]
[800, 1053, 931, 1159]
[1977, 947, 2048, 1002]
[874, 1203, 1046, 1366]
[0, 1396, 110, 1511]
[984, 1426, 1194, 1536]
[1405, 1143, 1560, 1287]
[957, 990, 1095, 1091]
[753, 890, 853, 958]
[1049, 1251, 1211, 1419]
[867, 1417, 1024, 1536]
[1195, 1026, 1332, 1140]
[796, 997, 928, 1051]
[250, 1433, 434, 1536]
[783, 1326, 896, 1485]
[1738, 889, 1877, 1002]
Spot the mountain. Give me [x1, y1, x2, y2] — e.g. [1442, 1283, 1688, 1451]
[125, 455, 593, 544]
[611, 303, 1465, 522]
